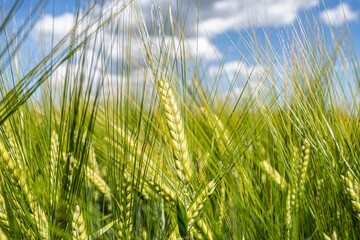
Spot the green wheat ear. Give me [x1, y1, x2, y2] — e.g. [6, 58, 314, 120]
[323, 230, 337, 240]
[219, 181, 226, 225]
[0, 143, 49, 239]
[122, 176, 133, 236]
[157, 74, 193, 185]
[299, 139, 310, 199]
[0, 228, 7, 240]
[285, 188, 292, 240]
[50, 131, 59, 188]
[196, 218, 214, 240]
[342, 171, 360, 218]
[85, 166, 112, 201]
[0, 193, 9, 236]
[187, 180, 216, 230]
[52, 153, 75, 239]
[59, 147, 112, 202]
[259, 161, 287, 190]
[285, 139, 310, 239]
[72, 205, 87, 240]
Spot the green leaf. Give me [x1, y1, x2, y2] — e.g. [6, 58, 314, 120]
[176, 197, 188, 239]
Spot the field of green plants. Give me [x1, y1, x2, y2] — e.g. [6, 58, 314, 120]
[0, 0, 359, 239]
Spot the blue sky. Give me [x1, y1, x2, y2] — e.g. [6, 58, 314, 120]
[4, 0, 360, 93]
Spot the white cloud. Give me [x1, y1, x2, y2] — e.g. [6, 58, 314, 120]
[208, 61, 266, 80]
[33, 13, 75, 41]
[31, 0, 320, 87]
[32, 1, 221, 68]
[190, 0, 320, 37]
[183, 37, 220, 61]
[320, 3, 358, 26]
[33, 0, 321, 46]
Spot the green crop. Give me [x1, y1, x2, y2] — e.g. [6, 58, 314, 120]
[0, 1, 358, 239]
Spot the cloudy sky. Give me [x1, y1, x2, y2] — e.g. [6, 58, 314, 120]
[7, 0, 360, 93]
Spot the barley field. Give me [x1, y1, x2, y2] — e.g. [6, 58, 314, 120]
[0, 0, 359, 239]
